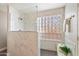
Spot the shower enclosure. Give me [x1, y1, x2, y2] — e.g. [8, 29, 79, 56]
[7, 3, 65, 56]
[37, 6, 65, 56]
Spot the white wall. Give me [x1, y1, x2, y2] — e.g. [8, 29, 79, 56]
[65, 3, 78, 56]
[77, 4, 79, 56]
[9, 6, 37, 31]
[23, 13, 37, 31]
[9, 6, 25, 31]
[0, 8, 7, 49]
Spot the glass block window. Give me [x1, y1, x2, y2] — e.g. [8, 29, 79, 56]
[37, 15, 63, 40]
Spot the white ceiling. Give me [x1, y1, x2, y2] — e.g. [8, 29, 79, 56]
[0, 3, 65, 13]
[10, 3, 65, 13]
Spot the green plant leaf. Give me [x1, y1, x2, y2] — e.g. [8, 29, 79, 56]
[59, 46, 71, 56]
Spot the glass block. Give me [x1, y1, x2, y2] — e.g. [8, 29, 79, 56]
[37, 15, 62, 40]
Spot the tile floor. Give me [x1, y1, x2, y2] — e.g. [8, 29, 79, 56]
[40, 49, 57, 56]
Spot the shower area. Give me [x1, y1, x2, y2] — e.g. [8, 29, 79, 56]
[37, 6, 64, 56]
[7, 3, 65, 56]
[0, 3, 78, 56]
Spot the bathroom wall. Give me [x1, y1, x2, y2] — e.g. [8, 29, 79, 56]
[23, 12, 37, 31]
[9, 6, 25, 31]
[65, 3, 78, 56]
[77, 4, 79, 56]
[0, 4, 7, 50]
[9, 6, 37, 31]
[38, 7, 65, 17]
[38, 7, 65, 51]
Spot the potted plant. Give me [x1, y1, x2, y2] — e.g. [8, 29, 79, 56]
[59, 46, 71, 56]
